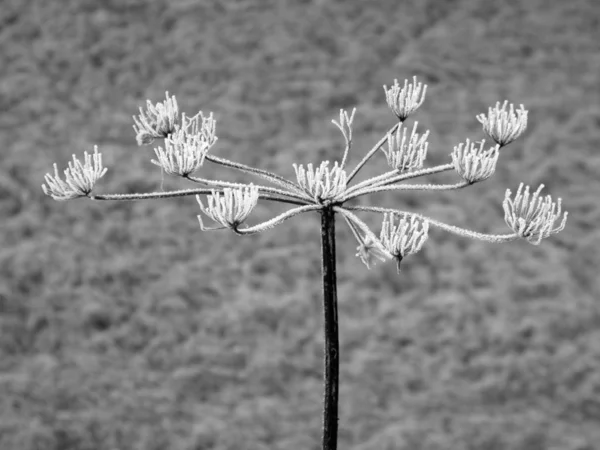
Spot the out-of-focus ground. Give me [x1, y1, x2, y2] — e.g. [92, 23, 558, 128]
[1, 0, 599, 449]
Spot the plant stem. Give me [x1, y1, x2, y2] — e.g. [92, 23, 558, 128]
[320, 205, 339, 450]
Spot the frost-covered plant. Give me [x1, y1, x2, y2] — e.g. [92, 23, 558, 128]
[42, 78, 567, 450]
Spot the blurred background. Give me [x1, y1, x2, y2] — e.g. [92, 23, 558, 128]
[1, 0, 599, 449]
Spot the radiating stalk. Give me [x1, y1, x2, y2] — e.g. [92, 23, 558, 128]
[320, 205, 339, 450]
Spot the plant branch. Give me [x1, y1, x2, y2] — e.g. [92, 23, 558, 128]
[232, 204, 322, 234]
[205, 154, 306, 195]
[346, 122, 401, 183]
[185, 174, 313, 204]
[345, 205, 519, 243]
[91, 189, 308, 206]
[341, 180, 470, 202]
[345, 163, 455, 196]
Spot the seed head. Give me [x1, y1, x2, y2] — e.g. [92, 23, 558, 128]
[382, 121, 429, 172]
[151, 112, 217, 176]
[476, 101, 528, 146]
[133, 91, 180, 145]
[42, 146, 108, 201]
[503, 183, 568, 245]
[451, 139, 499, 183]
[383, 76, 427, 121]
[197, 185, 259, 231]
[380, 213, 429, 272]
[293, 161, 348, 203]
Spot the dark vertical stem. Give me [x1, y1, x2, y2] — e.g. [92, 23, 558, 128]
[320, 205, 339, 450]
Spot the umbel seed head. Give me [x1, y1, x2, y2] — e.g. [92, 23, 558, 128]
[293, 161, 348, 203]
[380, 212, 429, 272]
[42, 145, 108, 201]
[503, 183, 568, 245]
[197, 185, 259, 231]
[383, 76, 427, 121]
[477, 101, 528, 146]
[151, 112, 217, 176]
[133, 91, 180, 145]
[383, 121, 429, 172]
[451, 139, 499, 184]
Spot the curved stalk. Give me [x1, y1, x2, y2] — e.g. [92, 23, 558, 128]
[345, 205, 519, 243]
[233, 204, 322, 234]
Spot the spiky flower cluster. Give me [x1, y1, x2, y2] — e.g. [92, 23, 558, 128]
[477, 100, 528, 146]
[197, 185, 259, 232]
[503, 183, 568, 245]
[451, 139, 499, 184]
[293, 161, 348, 204]
[382, 122, 429, 172]
[151, 112, 217, 176]
[42, 146, 107, 200]
[133, 91, 180, 145]
[380, 213, 429, 272]
[383, 76, 427, 121]
[42, 76, 568, 272]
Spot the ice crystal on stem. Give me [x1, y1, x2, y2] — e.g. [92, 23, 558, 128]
[42, 146, 107, 201]
[197, 185, 259, 231]
[503, 183, 568, 245]
[382, 121, 429, 172]
[383, 76, 427, 120]
[451, 139, 499, 183]
[133, 91, 180, 145]
[476, 100, 528, 146]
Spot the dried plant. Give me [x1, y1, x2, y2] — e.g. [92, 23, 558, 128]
[42, 77, 567, 450]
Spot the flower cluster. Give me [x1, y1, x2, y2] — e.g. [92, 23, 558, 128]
[293, 161, 348, 204]
[133, 91, 180, 145]
[382, 121, 429, 172]
[380, 213, 429, 272]
[197, 186, 259, 232]
[451, 139, 499, 183]
[42, 76, 568, 272]
[503, 183, 568, 245]
[151, 112, 217, 176]
[383, 76, 427, 121]
[42, 146, 107, 201]
[477, 100, 528, 146]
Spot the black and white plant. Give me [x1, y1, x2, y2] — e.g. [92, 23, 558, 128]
[43, 77, 568, 450]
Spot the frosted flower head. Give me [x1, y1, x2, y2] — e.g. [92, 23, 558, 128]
[151, 112, 217, 176]
[356, 236, 391, 270]
[451, 139, 499, 183]
[380, 213, 429, 272]
[197, 185, 259, 232]
[503, 183, 568, 245]
[476, 101, 528, 146]
[133, 91, 180, 145]
[42, 146, 108, 201]
[293, 161, 348, 204]
[383, 76, 427, 121]
[382, 121, 429, 172]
